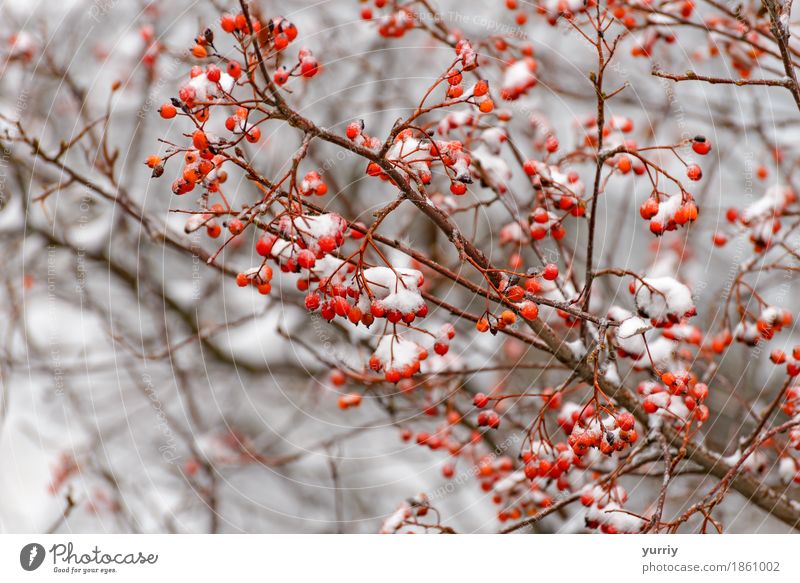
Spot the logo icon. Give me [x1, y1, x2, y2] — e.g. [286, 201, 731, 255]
[20, 543, 46, 571]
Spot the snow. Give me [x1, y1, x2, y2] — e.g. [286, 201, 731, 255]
[651, 193, 682, 226]
[635, 277, 695, 323]
[566, 339, 586, 359]
[378, 501, 410, 534]
[499, 221, 526, 244]
[279, 213, 347, 253]
[185, 71, 235, 102]
[779, 457, 798, 484]
[481, 127, 507, 154]
[586, 501, 646, 533]
[436, 110, 475, 136]
[734, 321, 759, 345]
[603, 362, 621, 386]
[742, 184, 793, 223]
[373, 335, 424, 370]
[362, 266, 424, 315]
[472, 144, 512, 189]
[501, 59, 537, 100]
[618, 316, 652, 339]
[493, 470, 525, 494]
[381, 288, 425, 313]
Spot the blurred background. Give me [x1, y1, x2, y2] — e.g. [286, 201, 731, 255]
[0, 0, 798, 533]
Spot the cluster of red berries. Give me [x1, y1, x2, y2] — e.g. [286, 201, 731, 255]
[399, 411, 478, 462]
[522, 441, 576, 481]
[235, 263, 274, 295]
[528, 207, 566, 241]
[181, 203, 232, 239]
[781, 385, 800, 418]
[273, 47, 321, 85]
[476, 409, 502, 429]
[367, 131, 472, 188]
[580, 484, 644, 534]
[522, 161, 587, 218]
[432, 324, 456, 356]
[443, 65, 494, 112]
[755, 307, 793, 341]
[639, 193, 699, 236]
[298, 171, 328, 196]
[706, 327, 733, 354]
[716, 185, 796, 252]
[369, 335, 428, 383]
[170, 148, 227, 196]
[639, 374, 710, 424]
[567, 412, 638, 457]
[224, 106, 262, 143]
[176, 61, 238, 111]
[366, 4, 416, 38]
[474, 272, 552, 333]
[770, 346, 800, 377]
[732, 306, 793, 348]
[338, 392, 363, 410]
[220, 13, 298, 53]
[345, 120, 381, 149]
[500, 58, 537, 101]
[614, 154, 644, 176]
[494, 475, 558, 523]
[472, 393, 501, 428]
[580, 113, 635, 149]
[259, 213, 345, 273]
[455, 39, 479, 72]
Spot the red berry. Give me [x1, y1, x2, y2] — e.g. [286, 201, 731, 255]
[297, 249, 316, 269]
[640, 198, 659, 220]
[227, 60, 242, 78]
[473, 393, 489, 408]
[274, 67, 290, 85]
[305, 293, 321, 310]
[523, 160, 537, 175]
[520, 302, 539, 320]
[450, 182, 467, 195]
[192, 130, 208, 150]
[220, 14, 237, 33]
[206, 65, 221, 83]
[246, 126, 261, 143]
[159, 103, 177, 119]
[346, 122, 362, 139]
[616, 412, 635, 431]
[692, 138, 711, 155]
[542, 263, 558, 280]
[228, 218, 244, 235]
[771, 349, 787, 364]
[255, 235, 274, 256]
[300, 58, 319, 78]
